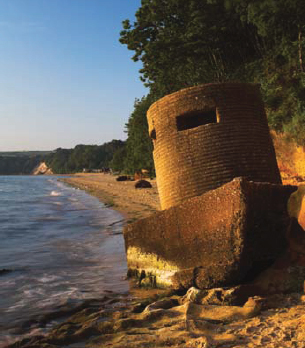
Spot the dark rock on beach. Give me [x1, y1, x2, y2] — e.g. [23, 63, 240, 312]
[135, 179, 152, 189]
[116, 175, 129, 181]
[0, 269, 13, 276]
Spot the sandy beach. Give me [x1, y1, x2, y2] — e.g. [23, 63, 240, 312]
[61, 173, 160, 222]
[8, 173, 305, 348]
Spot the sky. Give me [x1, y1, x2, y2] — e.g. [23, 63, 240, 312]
[0, 0, 147, 151]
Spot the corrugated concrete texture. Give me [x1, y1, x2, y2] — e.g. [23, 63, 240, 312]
[147, 83, 281, 210]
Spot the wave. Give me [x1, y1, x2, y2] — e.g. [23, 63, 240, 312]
[38, 275, 61, 283]
[23, 288, 45, 298]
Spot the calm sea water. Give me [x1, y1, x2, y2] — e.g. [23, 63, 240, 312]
[0, 176, 128, 346]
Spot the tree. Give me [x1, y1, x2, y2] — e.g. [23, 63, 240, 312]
[120, 0, 305, 144]
[232, 0, 305, 140]
[45, 140, 125, 174]
[124, 96, 155, 175]
[110, 146, 127, 173]
[120, 0, 259, 96]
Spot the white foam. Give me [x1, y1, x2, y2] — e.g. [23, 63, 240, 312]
[6, 301, 26, 312]
[38, 275, 60, 283]
[23, 288, 45, 297]
[50, 191, 61, 197]
[0, 279, 16, 286]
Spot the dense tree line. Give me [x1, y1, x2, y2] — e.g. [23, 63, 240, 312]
[0, 155, 43, 175]
[122, 96, 155, 174]
[0, 141, 125, 175]
[119, 0, 305, 173]
[45, 140, 125, 174]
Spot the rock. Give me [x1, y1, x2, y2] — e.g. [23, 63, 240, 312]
[144, 298, 179, 312]
[185, 298, 261, 324]
[140, 275, 156, 288]
[185, 336, 210, 348]
[243, 296, 264, 312]
[288, 184, 305, 226]
[134, 171, 142, 181]
[0, 269, 13, 276]
[8, 289, 274, 348]
[135, 180, 152, 188]
[286, 217, 305, 257]
[183, 286, 240, 306]
[183, 287, 205, 303]
[286, 185, 305, 258]
[124, 178, 296, 289]
[116, 175, 129, 181]
[251, 263, 305, 295]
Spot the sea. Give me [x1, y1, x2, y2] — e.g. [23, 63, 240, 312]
[0, 176, 129, 347]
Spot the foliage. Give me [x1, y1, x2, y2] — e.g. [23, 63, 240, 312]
[0, 141, 125, 175]
[123, 96, 155, 175]
[109, 146, 127, 173]
[120, 0, 260, 96]
[227, 0, 305, 142]
[45, 140, 125, 174]
[120, 0, 305, 145]
[0, 155, 43, 175]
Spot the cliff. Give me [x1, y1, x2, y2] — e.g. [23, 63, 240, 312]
[272, 131, 305, 185]
[32, 162, 53, 175]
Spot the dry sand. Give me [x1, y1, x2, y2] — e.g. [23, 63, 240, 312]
[61, 173, 160, 222]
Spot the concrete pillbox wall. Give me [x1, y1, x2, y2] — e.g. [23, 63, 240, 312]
[147, 83, 282, 210]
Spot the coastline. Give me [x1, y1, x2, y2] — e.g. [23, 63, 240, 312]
[60, 173, 160, 223]
[6, 174, 305, 348]
[2, 174, 166, 348]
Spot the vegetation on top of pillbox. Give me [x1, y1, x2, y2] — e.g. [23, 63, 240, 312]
[120, 0, 305, 163]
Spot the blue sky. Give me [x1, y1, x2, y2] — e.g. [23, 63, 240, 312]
[0, 0, 147, 151]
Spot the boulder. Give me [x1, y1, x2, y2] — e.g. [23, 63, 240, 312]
[135, 180, 152, 189]
[0, 269, 13, 276]
[182, 286, 240, 306]
[116, 176, 129, 182]
[185, 298, 262, 324]
[123, 178, 296, 289]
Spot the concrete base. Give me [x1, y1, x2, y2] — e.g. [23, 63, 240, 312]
[123, 178, 297, 289]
